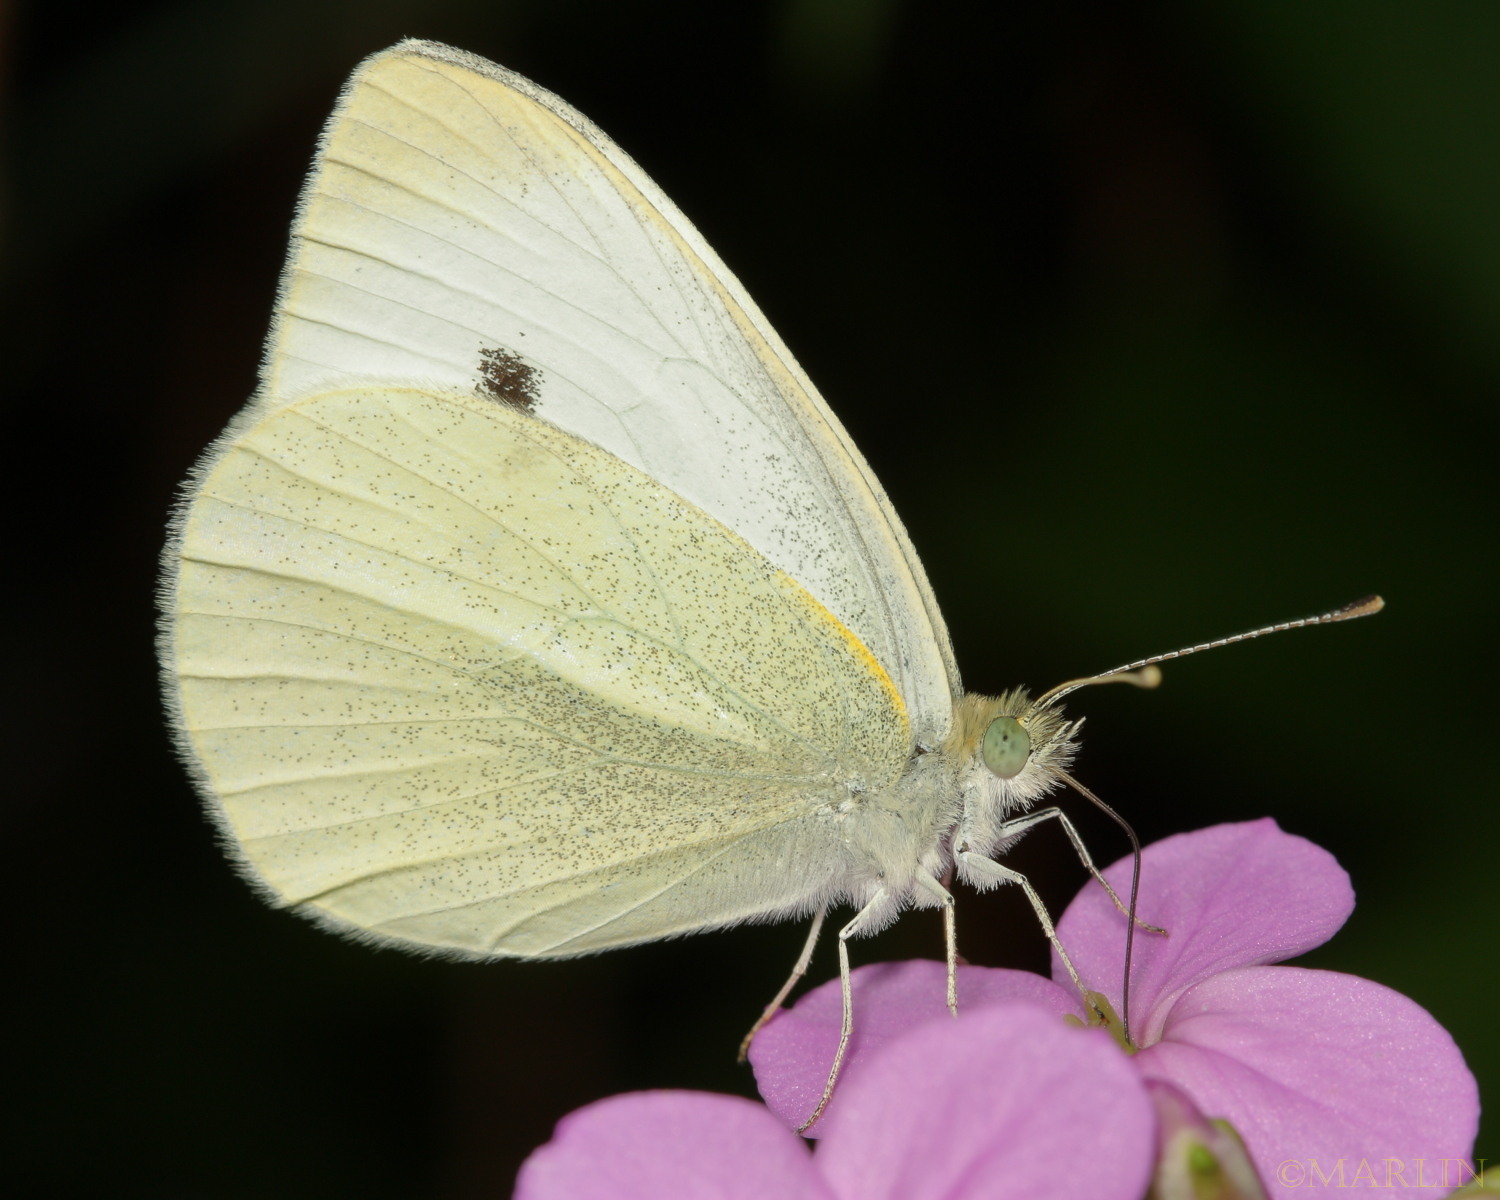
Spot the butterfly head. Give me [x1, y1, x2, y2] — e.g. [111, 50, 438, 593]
[948, 690, 1081, 809]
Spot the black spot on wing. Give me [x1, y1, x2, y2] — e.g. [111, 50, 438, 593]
[477, 347, 543, 413]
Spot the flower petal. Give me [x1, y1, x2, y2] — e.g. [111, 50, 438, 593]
[513, 1091, 836, 1200]
[749, 959, 1077, 1136]
[1055, 819, 1354, 1041]
[1137, 966, 1479, 1191]
[815, 1004, 1157, 1200]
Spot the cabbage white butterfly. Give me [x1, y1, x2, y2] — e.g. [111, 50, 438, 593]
[159, 40, 1380, 1124]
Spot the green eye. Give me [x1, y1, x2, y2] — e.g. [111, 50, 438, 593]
[982, 716, 1031, 779]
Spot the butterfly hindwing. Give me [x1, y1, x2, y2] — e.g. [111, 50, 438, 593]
[172, 386, 912, 954]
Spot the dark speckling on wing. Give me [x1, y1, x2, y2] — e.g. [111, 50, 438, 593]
[478, 346, 543, 413]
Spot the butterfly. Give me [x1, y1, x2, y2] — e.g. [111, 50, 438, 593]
[160, 39, 1380, 1126]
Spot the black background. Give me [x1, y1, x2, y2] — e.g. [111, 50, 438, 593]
[8, 2, 1498, 1195]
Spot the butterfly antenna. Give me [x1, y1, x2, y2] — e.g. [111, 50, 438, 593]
[1036, 594, 1384, 707]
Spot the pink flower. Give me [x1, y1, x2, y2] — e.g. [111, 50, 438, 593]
[752, 820, 1480, 1192]
[515, 1003, 1155, 1199]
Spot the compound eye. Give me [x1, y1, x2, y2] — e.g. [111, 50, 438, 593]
[981, 716, 1031, 779]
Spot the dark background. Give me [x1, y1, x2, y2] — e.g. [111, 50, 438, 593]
[8, 2, 1497, 1195]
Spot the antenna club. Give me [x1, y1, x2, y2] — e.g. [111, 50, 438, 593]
[1337, 595, 1385, 619]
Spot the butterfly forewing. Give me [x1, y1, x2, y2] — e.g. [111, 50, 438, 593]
[264, 42, 957, 743]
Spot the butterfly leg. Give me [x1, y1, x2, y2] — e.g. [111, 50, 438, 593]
[912, 870, 958, 1016]
[954, 848, 1093, 1002]
[990, 808, 1165, 934]
[738, 906, 827, 1061]
[797, 888, 890, 1134]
